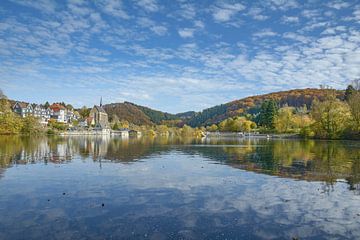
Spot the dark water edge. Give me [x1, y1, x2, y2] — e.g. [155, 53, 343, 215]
[0, 136, 359, 240]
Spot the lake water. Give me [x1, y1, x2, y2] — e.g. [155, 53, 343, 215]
[0, 136, 359, 240]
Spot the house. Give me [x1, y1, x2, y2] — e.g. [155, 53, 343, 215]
[66, 110, 75, 123]
[13, 102, 33, 118]
[89, 99, 110, 131]
[33, 104, 52, 125]
[13, 102, 53, 125]
[49, 104, 67, 123]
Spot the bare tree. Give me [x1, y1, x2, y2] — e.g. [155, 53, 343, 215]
[0, 88, 7, 99]
[352, 78, 360, 91]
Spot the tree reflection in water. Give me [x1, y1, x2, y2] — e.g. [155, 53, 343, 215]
[0, 136, 360, 193]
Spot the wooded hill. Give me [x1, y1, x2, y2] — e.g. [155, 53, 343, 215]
[105, 88, 344, 127]
[186, 88, 344, 127]
[103, 102, 194, 126]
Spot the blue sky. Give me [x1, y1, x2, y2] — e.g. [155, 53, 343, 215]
[0, 0, 359, 113]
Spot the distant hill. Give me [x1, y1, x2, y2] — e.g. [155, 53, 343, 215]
[125, 102, 180, 124]
[103, 102, 153, 126]
[103, 102, 197, 126]
[104, 88, 345, 127]
[186, 88, 345, 127]
[176, 111, 196, 119]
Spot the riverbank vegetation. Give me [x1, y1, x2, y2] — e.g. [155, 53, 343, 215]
[1, 81, 360, 140]
[0, 93, 43, 135]
[202, 81, 360, 140]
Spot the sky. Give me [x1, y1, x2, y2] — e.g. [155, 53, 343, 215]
[0, 0, 359, 113]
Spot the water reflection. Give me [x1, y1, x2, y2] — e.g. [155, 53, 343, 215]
[1, 136, 359, 190]
[0, 136, 360, 239]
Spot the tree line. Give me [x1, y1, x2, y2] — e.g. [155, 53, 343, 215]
[203, 80, 360, 140]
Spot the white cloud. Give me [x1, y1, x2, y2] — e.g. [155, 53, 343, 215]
[178, 28, 195, 38]
[194, 20, 205, 29]
[178, 3, 196, 19]
[212, 3, 246, 22]
[136, 0, 159, 12]
[247, 7, 269, 21]
[253, 28, 278, 38]
[282, 16, 299, 23]
[268, 0, 299, 11]
[9, 0, 57, 12]
[150, 26, 167, 36]
[136, 17, 167, 35]
[283, 32, 311, 43]
[326, 1, 351, 10]
[97, 0, 130, 19]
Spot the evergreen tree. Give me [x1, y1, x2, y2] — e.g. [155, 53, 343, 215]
[345, 85, 355, 101]
[44, 101, 50, 108]
[258, 99, 278, 128]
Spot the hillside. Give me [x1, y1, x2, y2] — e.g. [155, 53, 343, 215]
[125, 102, 180, 124]
[103, 102, 191, 125]
[103, 102, 153, 126]
[186, 88, 345, 127]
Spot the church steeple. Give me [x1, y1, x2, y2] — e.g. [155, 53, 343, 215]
[100, 97, 103, 107]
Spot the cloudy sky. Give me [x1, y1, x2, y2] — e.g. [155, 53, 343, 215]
[0, 0, 359, 113]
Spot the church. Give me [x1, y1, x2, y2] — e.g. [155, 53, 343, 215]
[89, 98, 110, 130]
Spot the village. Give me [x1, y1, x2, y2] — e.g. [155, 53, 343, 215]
[11, 99, 133, 137]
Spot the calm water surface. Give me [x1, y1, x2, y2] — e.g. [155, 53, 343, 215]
[0, 136, 360, 240]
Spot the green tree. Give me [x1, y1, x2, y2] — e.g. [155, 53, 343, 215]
[44, 101, 50, 108]
[274, 107, 295, 133]
[112, 122, 119, 130]
[21, 116, 43, 135]
[311, 92, 352, 139]
[345, 85, 355, 102]
[348, 92, 360, 132]
[0, 112, 22, 135]
[66, 104, 74, 110]
[258, 99, 278, 129]
[207, 124, 218, 132]
[79, 106, 90, 119]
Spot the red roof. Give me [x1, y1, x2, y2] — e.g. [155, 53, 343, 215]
[49, 104, 65, 111]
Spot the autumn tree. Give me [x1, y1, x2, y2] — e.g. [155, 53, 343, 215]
[0, 112, 22, 134]
[218, 117, 256, 132]
[156, 125, 169, 136]
[348, 91, 360, 132]
[207, 124, 218, 132]
[21, 116, 43, 135]
[181, 124, 195, 137]
[79, 106, 90, 119]
[119, 120, 129, 129]
[311, 92, 352, 139]
[274, 107, 295, 133]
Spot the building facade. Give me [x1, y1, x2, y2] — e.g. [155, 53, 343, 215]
[12, 102, 78, 125]
[49, 104, 67, 123]
[12, 102, 33, 118]
[89, 100, 109, 130]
